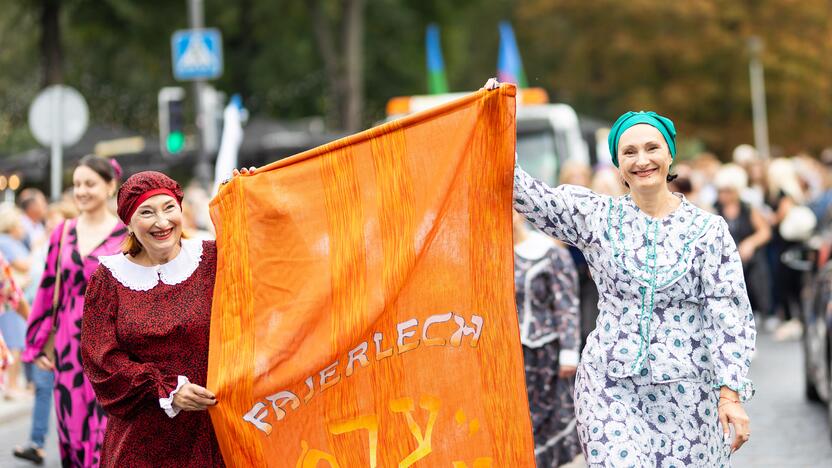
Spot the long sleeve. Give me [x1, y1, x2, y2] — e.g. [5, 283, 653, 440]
[22, 221, 65, 362]
[549, 247, 581, 366]
[700, 218, 757, 401]
[513, 164, 605, 251]
[81, 267, 180, 419]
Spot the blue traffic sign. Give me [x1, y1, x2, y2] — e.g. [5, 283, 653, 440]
[171, 28, 223, 81]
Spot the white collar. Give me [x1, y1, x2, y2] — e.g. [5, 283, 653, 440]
[514, 231, 555, 260]
[99, 239, 204, 291]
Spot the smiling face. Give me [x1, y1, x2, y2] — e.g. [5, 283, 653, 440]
[129, 194, 183, 259]
[73, 165, 115, 214]
[617, 124, 673, 193]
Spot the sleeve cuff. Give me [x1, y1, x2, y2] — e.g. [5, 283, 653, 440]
[712, 379, 755, 402]
[559, 349, 580, 367]
[159, 375, 190, 418]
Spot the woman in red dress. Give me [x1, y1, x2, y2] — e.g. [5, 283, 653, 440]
[81, 171, 232, 467]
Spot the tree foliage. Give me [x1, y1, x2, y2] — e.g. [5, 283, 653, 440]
[1, 0, 829, 158]
[516, 0, 832, 156]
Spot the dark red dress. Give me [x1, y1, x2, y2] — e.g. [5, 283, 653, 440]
[81, 240, 225, 467]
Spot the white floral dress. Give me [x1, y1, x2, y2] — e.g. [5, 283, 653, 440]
[513, 166, 756, 467]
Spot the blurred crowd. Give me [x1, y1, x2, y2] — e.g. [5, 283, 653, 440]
[0, 178, 215, 399]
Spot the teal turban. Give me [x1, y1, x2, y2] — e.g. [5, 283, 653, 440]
[608, 111, 677, 168]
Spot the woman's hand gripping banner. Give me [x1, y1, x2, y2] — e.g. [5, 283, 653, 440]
[208, 83, 534, 467]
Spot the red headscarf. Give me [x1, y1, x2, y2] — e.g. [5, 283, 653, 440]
[117, 171, 184, 224]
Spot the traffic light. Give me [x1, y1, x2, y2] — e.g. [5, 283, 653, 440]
[158, 87, 186, 156]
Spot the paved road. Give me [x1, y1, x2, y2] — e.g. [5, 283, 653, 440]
[0, 402, 59, 468]
[0, 332, 829, 467]
[731, 332, 832, 467]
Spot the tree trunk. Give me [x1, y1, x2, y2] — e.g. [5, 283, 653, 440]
[308, 0, 364, 132]
[40, 0, 63, 87]
[342, 0, 364, 133]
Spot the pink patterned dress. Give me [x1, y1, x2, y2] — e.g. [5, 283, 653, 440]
[24, 219, 127, 467]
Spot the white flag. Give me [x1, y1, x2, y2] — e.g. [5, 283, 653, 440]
[213, 94, 244, 196]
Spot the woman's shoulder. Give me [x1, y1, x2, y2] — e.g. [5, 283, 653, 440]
[199, 239, 216, 259]
[193, 239, 217, 273]
[684, 204, 731, 247]
[88, 261, 119, 292]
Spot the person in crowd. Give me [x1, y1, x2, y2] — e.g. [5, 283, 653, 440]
[0, 330, 10, 389]
[513, 211, 582, 466]
[560, 160, 592, 188]
[18, 188, 49, 250]
[809, 156, 832, 231]
[12, 191, 60, 465]
[590, 166, 626, 197]
[47, 200, 77, 232]
[732, 144, 763, 206]
[713, 164, 772, 317]
[764, 158, 808, 340]
[81, 170, 240, 466]
[742, 157, 769, 211]
[801, 156, 832, 226]
[23, 155, 126, 467]
[690, 152, 721, 208]
[498, 83, 756, 465]
[559, 161, 600, 351]
[0, 204, 32, 400]
[182, 183, 215, 240]
[1, 251, 28, 389]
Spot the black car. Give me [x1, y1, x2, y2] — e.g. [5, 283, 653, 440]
[799, 241, 832, 441]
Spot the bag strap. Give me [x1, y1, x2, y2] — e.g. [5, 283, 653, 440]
[41, 221, 70, 359]
[51, 220, 70, 315]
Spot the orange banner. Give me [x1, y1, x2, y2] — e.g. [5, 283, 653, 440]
[208, 84, 533, 467]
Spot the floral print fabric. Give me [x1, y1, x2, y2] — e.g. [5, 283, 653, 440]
[514, 237, 582, 466]
[513, 166, 756, 467]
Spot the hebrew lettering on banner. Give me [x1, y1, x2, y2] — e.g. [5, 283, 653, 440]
[207, 84, 534, 466]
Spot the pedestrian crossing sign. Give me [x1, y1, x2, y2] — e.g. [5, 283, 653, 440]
[171, 28, 223, 81]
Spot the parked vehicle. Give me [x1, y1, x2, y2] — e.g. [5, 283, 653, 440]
[798, 235, 832, 441]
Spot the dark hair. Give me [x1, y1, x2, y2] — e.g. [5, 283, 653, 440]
[623, 173, 677, 189]
[17, 188, 45, 210]
[669, 175, 691, 193]
[77, 155, 117, 183]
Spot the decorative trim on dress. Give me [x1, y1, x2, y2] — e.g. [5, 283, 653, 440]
[516, 233, 560, 348]
[98, 239, 204, 291]
[159, 375, 190, 418]
[605, 195, 716, 377]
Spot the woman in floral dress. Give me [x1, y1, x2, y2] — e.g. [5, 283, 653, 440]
[499, 92, 756, 466]
[24, 156, 126, 467]
[513, 213, 583, 466]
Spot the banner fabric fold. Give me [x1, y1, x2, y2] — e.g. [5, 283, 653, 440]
[208, 83, 534, 467]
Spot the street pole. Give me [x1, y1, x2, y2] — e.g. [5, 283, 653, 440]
[188, 0, 211, 189]
[748, 36, 771, 160]
[50, 87, 63, 201]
